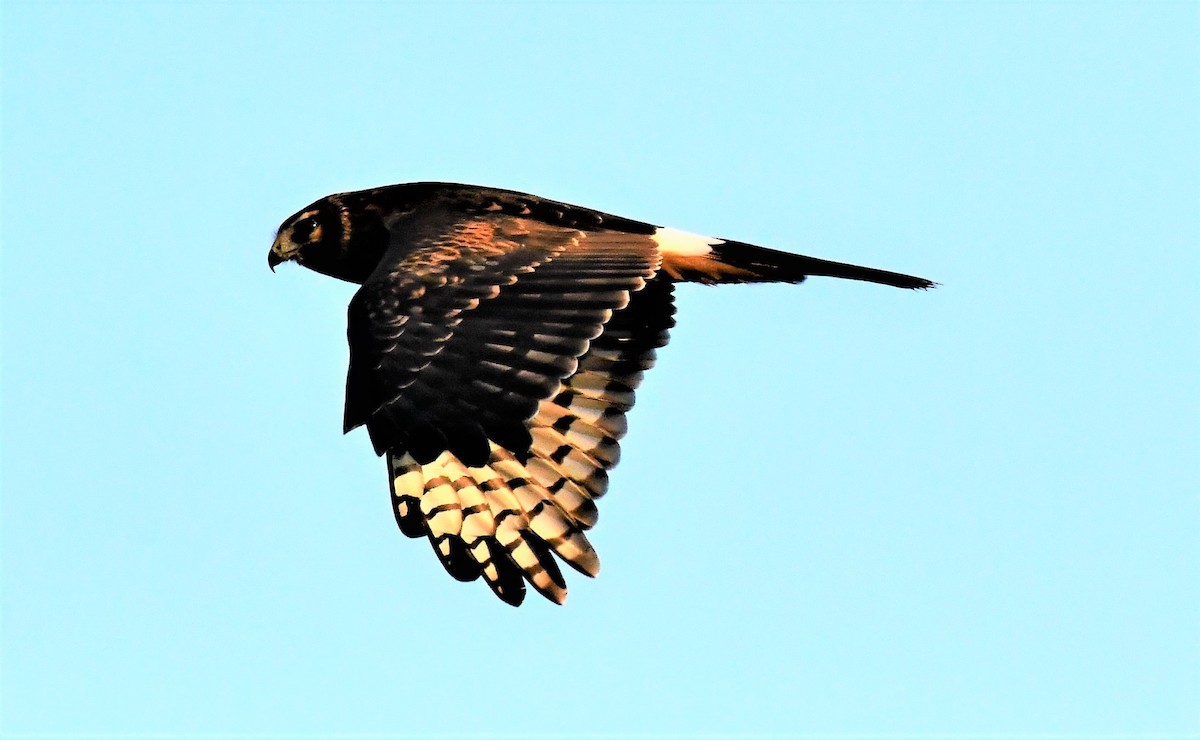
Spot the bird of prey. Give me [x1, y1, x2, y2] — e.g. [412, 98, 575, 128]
[269, 182, 932, 606]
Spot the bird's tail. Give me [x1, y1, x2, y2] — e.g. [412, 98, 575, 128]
[652, 227, 934, 289]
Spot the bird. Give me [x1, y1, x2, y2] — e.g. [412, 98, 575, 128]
[269, 182, 932, 606]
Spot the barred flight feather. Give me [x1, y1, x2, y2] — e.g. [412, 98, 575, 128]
[386, 279, 674, 605]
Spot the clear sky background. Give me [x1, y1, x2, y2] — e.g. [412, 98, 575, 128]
[3, 2, 1197, 737]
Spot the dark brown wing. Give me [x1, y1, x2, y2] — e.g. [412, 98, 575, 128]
[345, 210, 676, 604]
[384, 275, 676, 606]
[345, 211, 659, 467]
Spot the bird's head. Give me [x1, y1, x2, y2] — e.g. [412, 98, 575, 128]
[269, 195, 388, 283]
[269, 199, 342, 274]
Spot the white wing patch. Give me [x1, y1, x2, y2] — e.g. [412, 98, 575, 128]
[652, 226, 724, 257]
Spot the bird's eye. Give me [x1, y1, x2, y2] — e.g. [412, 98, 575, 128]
[293, 216, 322, 243]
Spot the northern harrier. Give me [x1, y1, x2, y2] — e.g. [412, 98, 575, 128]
[269, 182, 932, 605]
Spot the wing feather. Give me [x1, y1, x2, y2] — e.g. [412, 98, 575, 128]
[380, 276, 675, 604]
[355, 215, 673, 604]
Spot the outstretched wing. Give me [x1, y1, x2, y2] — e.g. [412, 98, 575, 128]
[345, 209, 673, 604]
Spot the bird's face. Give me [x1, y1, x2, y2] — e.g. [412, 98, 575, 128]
[269, 202, 337, 272]
[269, 195, 393, 284]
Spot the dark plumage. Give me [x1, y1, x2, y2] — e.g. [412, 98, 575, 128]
[270, 182, 932, 605]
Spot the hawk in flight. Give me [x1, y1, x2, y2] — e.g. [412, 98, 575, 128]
[269, 182, 932, 606]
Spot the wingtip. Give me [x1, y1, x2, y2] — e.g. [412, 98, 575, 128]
[496, 583, 527, 607]
[577, 551, 601, 578]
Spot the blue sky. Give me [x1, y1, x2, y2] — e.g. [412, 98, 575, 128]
[2, 1, 1197, 737]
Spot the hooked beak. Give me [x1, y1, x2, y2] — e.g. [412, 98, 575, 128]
[268, 234, 300, 272]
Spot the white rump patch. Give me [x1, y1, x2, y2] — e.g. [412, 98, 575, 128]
[652, 227, 724, 257]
